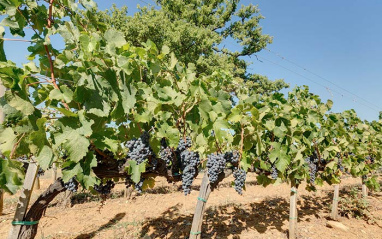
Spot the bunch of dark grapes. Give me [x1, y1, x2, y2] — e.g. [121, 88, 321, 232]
[177, 136, 192, 152]
[125, 132, 153, 165]
[337, 159, 344, 172]
[271, 165, 278, 179]
[233, 168, 246, 195]
[366, 155, 375, 164]
[134, 179, 144, 193]
[206, 153, 226, 185]
[37, 167, 45, 178]
[224, 151, 240, 165]
[94, 180, 115, 195]
[159, 138, 173, 166]
[18, 155, 29, 162]
[64, 177, 79, 193]
[180, 150, 200, 195]
[305, 156, 318, 184]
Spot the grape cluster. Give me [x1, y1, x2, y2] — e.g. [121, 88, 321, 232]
[64, 177, 79, 193]
[336, 153, 344, 172]
[18, 155, 29, 162]
[305, 156, 318, 184]
[177, 136, 192, 152]
[134, 179, 144, 194]
[94, 180, 115, 195]
[180, 150, 200, 195]
[206, 153, 226, 185]
[37, 167, 45, 178]
[366, 155, 375, 164]
[125, 132, 153, 165]
[337, 159, 344, 172]
[224, 151, 240, 164]
[271, 165, 278, 179]
[233, 168, 246, 195]
[159, 147, 173, 166]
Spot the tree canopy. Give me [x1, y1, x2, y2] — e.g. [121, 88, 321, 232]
[92, 0, 288, 94]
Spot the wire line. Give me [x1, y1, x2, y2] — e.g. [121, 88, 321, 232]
[264, 47, 381, 111]
[248, 55, 381, 113]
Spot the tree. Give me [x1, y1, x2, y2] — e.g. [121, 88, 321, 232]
[92, 0, 288, 94]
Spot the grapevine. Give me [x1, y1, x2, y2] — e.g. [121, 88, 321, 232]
[94, 180, 115, 196]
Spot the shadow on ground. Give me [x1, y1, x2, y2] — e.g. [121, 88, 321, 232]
[74, 213, 126, 239]
[139, 193, 333, 239]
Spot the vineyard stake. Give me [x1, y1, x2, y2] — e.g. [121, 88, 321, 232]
[189, 170, 233, 239]
[330, 184, 340, 220]
[35, 178, 40, 190]
[0, 82, 4, 215]
[190, 171, 211, 239]
[289, 185, 298, 239]
[8, 161, 39, 239]
[361, 177, 368, 198]
[52, 163, 57, 182]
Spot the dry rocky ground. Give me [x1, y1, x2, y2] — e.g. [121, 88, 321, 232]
[0, 172, 381, 239]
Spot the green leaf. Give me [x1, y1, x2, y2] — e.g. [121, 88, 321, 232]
[161, 45, 170, 55]
[5, 91, 34, 116]
[54, 128, 89, 162]
[127, 160, 146, 184]
[36, 146, 54, 170]
[104, 29, 126, 48]
[0, 128, 17, 157]
[62, 163, 83, 182]
[120, 83, 137, 114]
[0, 158, 23, 194]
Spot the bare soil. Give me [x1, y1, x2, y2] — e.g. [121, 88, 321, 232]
[0, 172, 381, 239]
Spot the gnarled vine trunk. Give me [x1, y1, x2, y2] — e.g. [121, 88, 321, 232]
[17, 178, 66, 239]
[15, 150, 181, 239]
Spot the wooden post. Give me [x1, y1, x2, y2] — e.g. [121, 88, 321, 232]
[189, 170, 233, 239]
[8, 162, 39, 239]
[0, 189, 3, 216]
[289, 186, 298, 239]
[52, 163, 57, 182]
[361, 176, 368, 198]
[0, 82, 5, 216]
[330, 184, 340, 220]
[189, 172, 211, 239]
[124, 187, 133, 199]
[35, 178, 40, 190]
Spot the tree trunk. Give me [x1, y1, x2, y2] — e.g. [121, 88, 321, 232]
[330, 184, 340, 220]
[17, 179, 67, 239]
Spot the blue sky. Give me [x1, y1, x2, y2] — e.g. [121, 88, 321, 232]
[3, 1, 381, 120]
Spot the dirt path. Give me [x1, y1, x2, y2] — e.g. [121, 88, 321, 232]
[0, 172, 381, 239]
